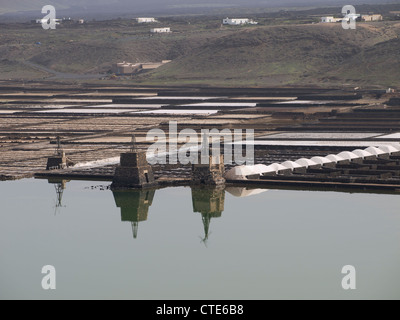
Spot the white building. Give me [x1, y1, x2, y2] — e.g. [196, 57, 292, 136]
[320, 16, 342, 23]
[222, 18, 258, 25]
[136, 17, 157, 23]
[35, 18, 62, 25]
[321, 13, 361, 23]
[151, 27, 171, 33]
[344, 13, 361, 21]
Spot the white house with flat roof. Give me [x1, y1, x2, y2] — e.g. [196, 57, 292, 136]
[151, 27, 171, 33]
[223, 18, 258, 25]
[321, 12, 361, 23]
[344, 13, 361, 21]
[136, 17, 157, 23]
[36, 18, 62, 25]
[320, 16, 342, 23]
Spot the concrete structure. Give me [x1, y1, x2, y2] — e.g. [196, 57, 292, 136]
[46, 137, 74, 170]
[136, 17, 157, 23]
[151, 27, 171, 33]
[192, 152, 225, 186]
[362, 14, 383, 22]
[46, 152, 68, 170]
[223, 18, 258, 25]
[111, 62, 141, 75]
[111, 148, 157, 189]
[352, 149, 375, 160]
[112, 60, 171, 75]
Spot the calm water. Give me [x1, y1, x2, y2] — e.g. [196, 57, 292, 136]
[1, 178, 400, 300]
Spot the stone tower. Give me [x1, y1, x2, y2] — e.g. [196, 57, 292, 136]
[46, 136, 73, 170]
[111, 135, 157, 190]
[191, 152, 225, 186]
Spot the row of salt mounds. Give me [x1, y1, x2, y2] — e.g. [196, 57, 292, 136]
[225, 144, 400, 180]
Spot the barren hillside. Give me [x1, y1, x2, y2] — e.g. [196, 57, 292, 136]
[144, 22, 400, 87]
[1, 18, 399, 87]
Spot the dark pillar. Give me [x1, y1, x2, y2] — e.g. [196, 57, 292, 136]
[192, 153, 225, 186]
[111, 151, 157, 189]
[46, 151, 67, 170]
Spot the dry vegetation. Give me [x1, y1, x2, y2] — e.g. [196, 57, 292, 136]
[0, 13, 399, 88]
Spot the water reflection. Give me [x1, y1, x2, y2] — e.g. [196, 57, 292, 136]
[3, 179, 400, 299]
[46, 180, 268, 242]
[112, 189, 155, 239]
[111, 187, 227, 243]
[47, 178, 69, 215]
[225, 187, 269, 198]
[191, 187, 225, 246]
[113, 187, 228, 243]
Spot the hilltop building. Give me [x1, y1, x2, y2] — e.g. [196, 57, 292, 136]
[112, 60, 171, 75]
[362, 14, 383, 22]
[321, 13, 381, 23]
[112, 62, 142, 75]
[35, 18, 62, 25]
[136, 17, 157, 23]
[151, 27, 171, 33]
[320, 16, 342, 23]
[34, 18, 85, 25]
[222, 18, 258, 25]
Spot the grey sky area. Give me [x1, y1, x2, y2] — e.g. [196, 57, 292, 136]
[1, 0, 399, 19]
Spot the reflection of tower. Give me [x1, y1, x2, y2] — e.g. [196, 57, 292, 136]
[113, 189, 155, 239]
[55, 181, 65, 208]
[191, 187, 225, 246]
[47, 179, 69, 215]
